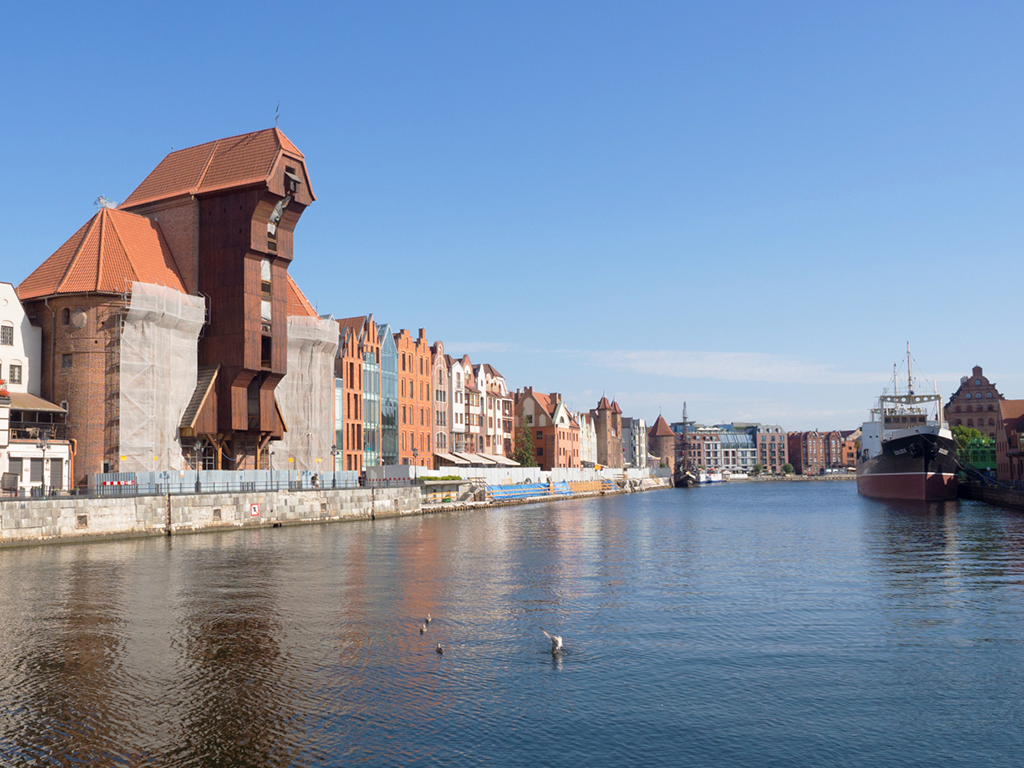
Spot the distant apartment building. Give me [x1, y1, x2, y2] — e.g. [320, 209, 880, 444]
[787, 431, 828, 475]
[336, 317, 366, 472]
[475, 363, 514, 457]
[395, 328, 432, 467]
[430, 341, 450, 456]
[840, 428, 860, 468]
[688, 426, 723, 469]
[576, 410, 598, 467]
[946, 365, 1004, 439]
[717, 425, 757, 473]
[623, 416, 649, 468]
[514, 388, 580, 470]
[753, 424, 789, 473]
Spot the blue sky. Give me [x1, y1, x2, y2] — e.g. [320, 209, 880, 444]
[5, 1, 1022, 430]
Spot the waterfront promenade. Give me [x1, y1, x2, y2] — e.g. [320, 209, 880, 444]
[0, 475, 670, 547]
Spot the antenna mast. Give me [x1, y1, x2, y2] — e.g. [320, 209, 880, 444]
[907, 342, 914, 395]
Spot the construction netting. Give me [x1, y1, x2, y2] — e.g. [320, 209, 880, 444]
[274, 316, 338, 470]
[119, 282, 206, 473]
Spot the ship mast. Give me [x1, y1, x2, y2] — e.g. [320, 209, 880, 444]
[907, 342, 914, 395]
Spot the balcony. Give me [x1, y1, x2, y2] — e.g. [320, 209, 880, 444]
[9, 422, 68, 441]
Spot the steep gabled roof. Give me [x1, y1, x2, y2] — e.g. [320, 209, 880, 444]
[596, 396, 611, 410]
[531, 390, 555, 418]
[611, 400, 622, 414]
[17, 208, 186, 300]
[286, 274, 317, 317]
[999, 400, 1024, 432]
[120, 128, 311, 208]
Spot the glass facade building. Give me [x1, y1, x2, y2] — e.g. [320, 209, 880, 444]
[379, 324, 399, 466]
[363, 350, 381, 468]
[334, 378, 344, 471]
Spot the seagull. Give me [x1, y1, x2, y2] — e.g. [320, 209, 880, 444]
[420, 624, 427, 634]
[425, 614, 432, 624]
[542, 628, 563, 654]
[436, 643, 444, 655]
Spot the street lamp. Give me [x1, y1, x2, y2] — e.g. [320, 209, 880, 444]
[412, 446, 419, 483]
[36, 427, 50, 496]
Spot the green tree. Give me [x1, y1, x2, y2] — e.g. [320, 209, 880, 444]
[782, 463, 794, 475]
[952, 425, 985, 461]
[513, 418, 538, 467]
[751, 463, 764, 476]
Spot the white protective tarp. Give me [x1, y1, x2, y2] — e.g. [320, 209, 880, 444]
[119, 283, 206, 473]
[274, 316, 339, 470]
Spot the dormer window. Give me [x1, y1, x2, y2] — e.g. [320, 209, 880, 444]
[284, 166, 302, 196]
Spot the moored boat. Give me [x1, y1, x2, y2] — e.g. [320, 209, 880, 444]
[856, 349, 958, 502]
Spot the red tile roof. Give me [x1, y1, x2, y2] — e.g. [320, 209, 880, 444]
[120, 128, 310, 209]
[531, 390, 555, 418]
[611, 400, 622, 414]
[1000, 400, 1024, 431]
[17, 208, 186, 300]
[596, 397, 611, 410]
[648, 416, 675, 438]
[286, 274, 317, 318]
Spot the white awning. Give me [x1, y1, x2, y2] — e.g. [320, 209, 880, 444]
[452, 451, 496, 465]
[487, 454, 520, 466]
[434, 451, 469, 465]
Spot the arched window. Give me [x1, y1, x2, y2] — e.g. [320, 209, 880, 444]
[988, 405, 994, 411]
[62, 308, 70, 325]
[975, 379, 981, 385]
[967, 419, 974, 426]
[437, 369, 443, 384]
[0, 322, 13, 346]
[987, 392, 993, 398]
[965, 393, 972, 399]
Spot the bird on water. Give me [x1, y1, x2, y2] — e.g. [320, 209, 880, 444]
[436, 643, 444, 655]
[426, 614, 432, 624]
[542, 628, 563, 654]
[420, 624, 427, 634]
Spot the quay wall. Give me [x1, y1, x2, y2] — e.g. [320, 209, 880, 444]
[958, 483, 1024, 511]
[0, 487, 421, 546]
[0, 477, 673, 548]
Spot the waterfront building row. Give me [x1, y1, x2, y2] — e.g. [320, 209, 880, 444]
[0, 127, 665, 492]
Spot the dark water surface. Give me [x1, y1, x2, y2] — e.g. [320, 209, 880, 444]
[2, 482, 1024, 766]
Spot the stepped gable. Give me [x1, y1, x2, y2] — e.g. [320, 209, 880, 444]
[120, 128, 312, 209]
[286, 274, 317, 317]
[648, 416, 674, 437]
[17, 208, 186, 300]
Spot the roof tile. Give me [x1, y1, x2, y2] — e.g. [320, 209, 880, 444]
[18, 208, 186, 300]
[121, 128, 307, 208]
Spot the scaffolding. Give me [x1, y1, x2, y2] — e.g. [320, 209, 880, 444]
[274, 316, 338, 470]
[118, 283, 206, 473]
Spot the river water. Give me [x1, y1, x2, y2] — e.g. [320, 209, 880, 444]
[1, 482, 1024, 766]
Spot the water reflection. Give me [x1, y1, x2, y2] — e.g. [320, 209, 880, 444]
[0, 487, 1023, 766]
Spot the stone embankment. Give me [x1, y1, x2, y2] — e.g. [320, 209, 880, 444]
[0, 478, 671, 548]
[958, 482, 1024, 511]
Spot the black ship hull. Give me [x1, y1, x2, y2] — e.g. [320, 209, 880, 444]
[856, 431, 958, 501]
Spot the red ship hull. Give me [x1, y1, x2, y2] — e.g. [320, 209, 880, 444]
[856, 471, 957, 501]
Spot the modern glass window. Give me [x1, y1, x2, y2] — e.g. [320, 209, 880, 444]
[378, 326, 399, 465]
